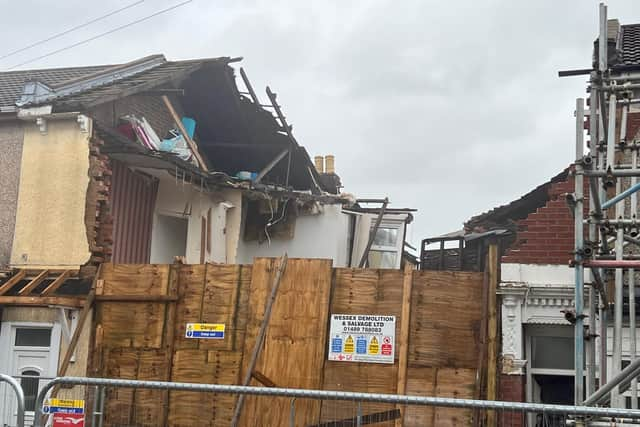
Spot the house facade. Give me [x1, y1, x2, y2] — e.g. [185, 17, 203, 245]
[0, 54, 415, 425]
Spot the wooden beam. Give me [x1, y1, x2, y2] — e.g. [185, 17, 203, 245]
[358, 198, 389, 268]
[41, 270, 72, 296]
[49, 287, 97, 405]
[486, 243, 499, 427]
[0, 296, 84, 307]
[254, 148, 288, 184]
[0, 269, 25, 295]
[251, 370, 277, 387]
[395, 263, 414, 427]
[231, 254, 288, 427]
[18, 269, 49, 295]
[161, 95, 208, 172]
[309, 409, 401, 427]
[239, 67, 260, 105]
[94, 295, 178, 302]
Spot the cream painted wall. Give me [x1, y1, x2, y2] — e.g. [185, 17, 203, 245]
[10, 119, 92, 268]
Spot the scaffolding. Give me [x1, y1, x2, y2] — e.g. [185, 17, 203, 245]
[568, 2, 640, 411]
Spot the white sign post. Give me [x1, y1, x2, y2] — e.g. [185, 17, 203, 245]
[328, 314, 396, 364]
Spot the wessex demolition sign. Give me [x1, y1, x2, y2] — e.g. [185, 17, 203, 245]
[328, 314, 396, 364]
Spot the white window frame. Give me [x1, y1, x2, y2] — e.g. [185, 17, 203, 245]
[368, 219, 405, 269]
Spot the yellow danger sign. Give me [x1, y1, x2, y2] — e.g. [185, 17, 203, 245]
[368, 336, 379, 354]
[185, 323, 225, 339]
[47, 399, 84, 408]
[344, 335, 354, 353]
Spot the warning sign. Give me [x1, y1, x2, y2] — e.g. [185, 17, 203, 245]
[185, 323, 225, 339]
[43, 399, 84, 415]
[328, 314, 395, 364]
[53, 413, 85, 426]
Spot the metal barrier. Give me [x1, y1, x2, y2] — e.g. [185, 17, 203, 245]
[32, 376, 640, 427]
[0, 373, 25, 427]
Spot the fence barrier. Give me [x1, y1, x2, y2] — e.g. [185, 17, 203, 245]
[29, 376, 640, 427]
[0, 373, 25, 427]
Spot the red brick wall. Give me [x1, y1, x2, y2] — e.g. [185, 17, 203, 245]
[501, 172, 588, 265]
[498, 374, 525, 427]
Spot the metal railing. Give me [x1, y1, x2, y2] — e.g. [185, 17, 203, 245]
[31, 376, 640, 427]
[0, 373, 25, 427]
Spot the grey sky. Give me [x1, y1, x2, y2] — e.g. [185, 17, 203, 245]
[1, 0, 638, 248]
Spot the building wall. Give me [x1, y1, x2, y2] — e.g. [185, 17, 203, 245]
[147, 170, 242, 264]
[236, 203, 350, 266]
[0, 121, 24, 268]
[10, 119, 92, 268]
[501, 173, 587, 265]
[0, 306, 92, 389]
[498, 374, 525, 427]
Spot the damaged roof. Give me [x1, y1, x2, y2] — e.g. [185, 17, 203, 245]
[2, 54, 337, 194]
[465, 167, 570, 232]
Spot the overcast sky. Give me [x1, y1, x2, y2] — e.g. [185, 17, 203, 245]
[1, 0, 638, 248]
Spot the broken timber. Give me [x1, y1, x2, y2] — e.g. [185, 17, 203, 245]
[230, 254, 288, 427]
[161, 95, 208, 172]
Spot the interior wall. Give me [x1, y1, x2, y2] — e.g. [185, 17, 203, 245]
[0, 122, 24, 268]
[10, 119, 91, 268]
[150, 215, 188, 263]
[147, 170, 241, 264]
[235, 204, 350, 266]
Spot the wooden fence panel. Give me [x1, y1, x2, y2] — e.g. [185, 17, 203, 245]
[91, 261, 485, 427]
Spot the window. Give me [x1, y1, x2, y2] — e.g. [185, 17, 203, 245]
[368, 222, 404, 269]
[15, 328, 51, 347]
[20, 370, 40, 411]
[531, 336, 574, 370]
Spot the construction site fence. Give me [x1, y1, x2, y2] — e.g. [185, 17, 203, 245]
[15, 376, 640, 427]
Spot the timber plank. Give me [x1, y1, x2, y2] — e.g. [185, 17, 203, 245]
[0, 296, 84, 307]
[41, 270, 71, 295]
[18, 269, 49, 295]
[0, 269, 25, 295]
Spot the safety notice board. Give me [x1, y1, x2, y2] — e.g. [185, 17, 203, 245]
[328, 314, 395, 364]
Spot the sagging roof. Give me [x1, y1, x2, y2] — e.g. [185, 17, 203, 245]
[465, 167, 570, 232]
[3, 54, 336, 195]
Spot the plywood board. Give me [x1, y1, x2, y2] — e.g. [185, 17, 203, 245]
[240, 258, 333, 427]
[320, 268, 403, 426]
[100, 301, 165, 348]
[100, 264, 170, 295]
[409, 270, 483, 369]
[199, 264, 241, 351]
[173, 264, 206, 350]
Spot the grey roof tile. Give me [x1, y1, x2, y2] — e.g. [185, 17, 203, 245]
[621, 24, 640, 66]
[0, 64, 113, 107]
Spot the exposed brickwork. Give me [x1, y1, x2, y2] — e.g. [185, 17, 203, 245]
[501, 170, 588, 265]
[498, 374, 525, 427]
[627, 111, 640, 141]
[81, 133, 113, 277]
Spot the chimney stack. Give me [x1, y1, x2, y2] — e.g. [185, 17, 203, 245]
[325, 155, 335, 174]
[314, 156, 324, 173]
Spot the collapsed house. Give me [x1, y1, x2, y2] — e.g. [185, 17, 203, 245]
[0, 54, 416, 425]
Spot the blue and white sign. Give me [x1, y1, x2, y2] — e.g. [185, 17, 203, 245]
[185, 323, 225, 339]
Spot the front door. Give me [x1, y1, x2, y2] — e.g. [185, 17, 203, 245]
[0, 324, 60, 427]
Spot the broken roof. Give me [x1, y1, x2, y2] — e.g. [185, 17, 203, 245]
[464, 167, 570, 232]
[593, 21, 640, 70]
[2, 54, 337, 195]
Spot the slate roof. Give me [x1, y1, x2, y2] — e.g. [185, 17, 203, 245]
[0, 54, 231, 109]
[0, 64, 111, 107]
[621, 24, 640, 66]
